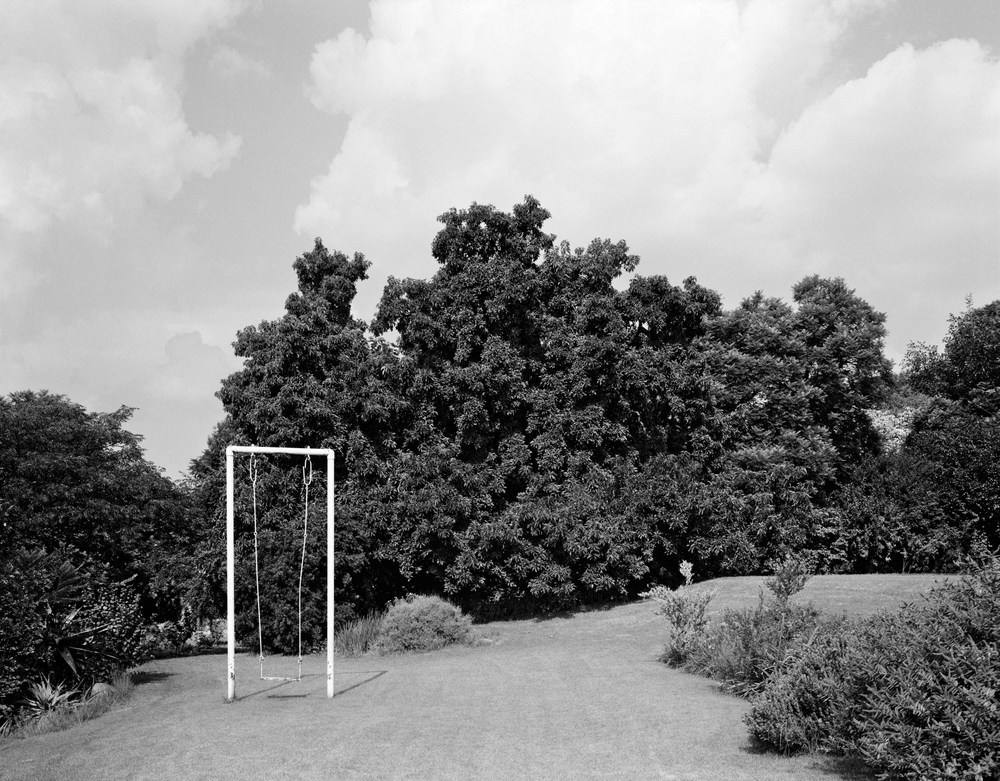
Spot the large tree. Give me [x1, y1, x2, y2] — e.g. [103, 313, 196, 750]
[0, 390, 190, 613]
[208, 198, 901, 626]
[207, 239, 406, 645]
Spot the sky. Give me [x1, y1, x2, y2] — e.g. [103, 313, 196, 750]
[1, 0, 997, 480]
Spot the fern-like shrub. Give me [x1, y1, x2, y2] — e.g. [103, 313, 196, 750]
[850, 559, 1000, 780]
[374, 595, 473, 654]
[683, 595, 825, 698]
[642, 585, 715, 666]
[679, 553, 822, 698]
[747, 556, 1000, 780]
[744, 614, 876, 754]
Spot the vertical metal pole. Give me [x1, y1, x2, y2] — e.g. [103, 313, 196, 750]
[327, 451, 335, 698]
[226, 447, 236, 702]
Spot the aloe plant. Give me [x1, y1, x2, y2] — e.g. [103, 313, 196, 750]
[19, 676, 80, 720]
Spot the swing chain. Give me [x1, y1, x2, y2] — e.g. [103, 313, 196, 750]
[249, 454, 265, 665]
[298, 454, 312, 670]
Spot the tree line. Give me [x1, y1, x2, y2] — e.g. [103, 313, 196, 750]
[2, 196, 998, 660]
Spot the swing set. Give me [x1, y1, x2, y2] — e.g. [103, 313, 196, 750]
[225, 446, 335, 701]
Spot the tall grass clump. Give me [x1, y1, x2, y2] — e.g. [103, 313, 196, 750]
[334, 612, 384, 657]
[747, 555, 1000, 780]
[375, 595, 473, 654]
[642, 561, 715, 665]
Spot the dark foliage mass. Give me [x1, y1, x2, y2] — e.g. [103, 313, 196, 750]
[3, 197, 996, 687]
[194, 195, 980, 652]
[0, 392, 182, 725]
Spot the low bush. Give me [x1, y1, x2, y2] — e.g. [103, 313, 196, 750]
[683, 595, 825, 698]
[1, 670, 136, 738]
[747, 556, 1000, 780]
[850, 558, 1000, 780]
[375, 595, 472, 654]
[678, 553, 823, 698]
[744, 614, 877, 754]
[642, 561, 715, 666]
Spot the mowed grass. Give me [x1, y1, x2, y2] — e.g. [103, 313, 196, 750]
[686, 572, 950, 619]
[0, 575, 942, 780]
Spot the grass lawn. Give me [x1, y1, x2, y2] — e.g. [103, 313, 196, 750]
[0, 575, 943, 780]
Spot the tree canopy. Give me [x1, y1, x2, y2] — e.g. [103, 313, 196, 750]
[203, 196, 903, 643]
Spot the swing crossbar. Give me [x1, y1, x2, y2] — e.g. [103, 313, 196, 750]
[229, 446, 332, 456]
[225, 446, 335, 702]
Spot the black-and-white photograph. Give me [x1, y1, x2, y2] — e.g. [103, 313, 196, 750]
[1, 2, 997, 778]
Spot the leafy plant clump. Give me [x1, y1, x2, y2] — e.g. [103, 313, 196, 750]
[679, 553, 823, 698]
[2, 670, 136, 738]
[643, 561, 715, 665]
[0, 548, 147, 729]
[374, 595, 473, 654]
[746, 556, 1000, 780]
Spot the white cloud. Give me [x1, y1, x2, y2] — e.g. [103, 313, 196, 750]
[297, 0, 998, 361]
[743, 39, 1000, 347]
[149, 331, 237, 405]
[294, 1, 876, 287]
[0, 0, 243, 248]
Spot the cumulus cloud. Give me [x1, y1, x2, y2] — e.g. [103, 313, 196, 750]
[296, 0, 998, 359]
[149, 331, 236, 404]
[293, 0, 887, 296]
[0, 0, 243, 247]
[742, 38, 1000, 346]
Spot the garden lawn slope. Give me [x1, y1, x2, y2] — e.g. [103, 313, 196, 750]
[0, 575, 942, 780]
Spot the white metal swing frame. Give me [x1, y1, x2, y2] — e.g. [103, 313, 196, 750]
[226, 446, 335, 701]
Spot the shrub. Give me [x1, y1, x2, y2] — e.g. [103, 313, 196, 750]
[4, 669, 137, 738]
[681, 553, 821, 698]
[0, 548, 146, 727]
[747, 556, 1000, 779]
[744, 613, 877, 754]
[763, 552, 814, 607]
[684, 595, 824, 698]
[850, 558, 1000, 780]
[375, 595, 472, 654]
[642, 561, 715, 666]
[78, 581, 146, 685]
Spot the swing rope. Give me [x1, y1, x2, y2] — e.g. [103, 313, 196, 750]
[248, 453, 312, 683]
[249, 454, 265, 679]
[297, 455, 312, 680]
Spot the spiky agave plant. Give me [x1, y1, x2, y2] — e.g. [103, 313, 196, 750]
[20, 676, 80, 721]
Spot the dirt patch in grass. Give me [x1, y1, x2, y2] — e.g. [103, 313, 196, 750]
[0, 575, 939, 780]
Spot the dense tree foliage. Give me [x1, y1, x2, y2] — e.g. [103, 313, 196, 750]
[0, 391, 190, 724]
[831, 299, 1000, 573]
[906, 300, 1000, 412]
[4, 197, 993, 661]
[201, 196, 906, 646]
[0, 391, 195, 616]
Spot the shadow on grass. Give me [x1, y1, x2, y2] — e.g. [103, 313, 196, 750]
[742, 740, 873, 780]
[229, 671, 388, 702]
[334, 670, 388, 698]
[807, 756, 873, 780]
[132, 670, 173, 686]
